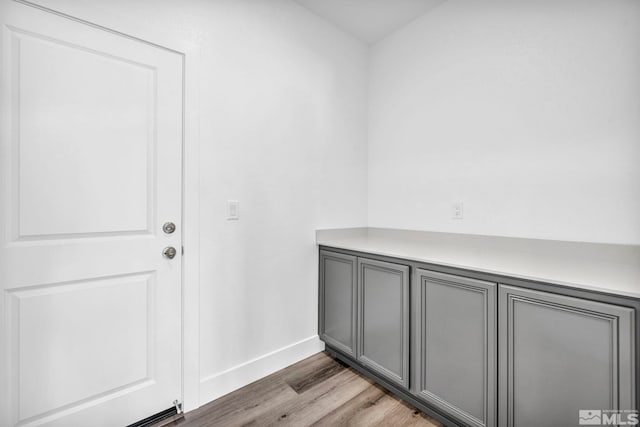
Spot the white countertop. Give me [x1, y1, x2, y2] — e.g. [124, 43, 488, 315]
[316, 228, 640, 299]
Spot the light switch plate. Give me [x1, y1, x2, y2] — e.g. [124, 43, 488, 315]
[227, 200, 239, 220]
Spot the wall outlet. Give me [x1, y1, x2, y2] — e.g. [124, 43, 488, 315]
[227, 200, 240, 220]
[452, 202, 464, 219]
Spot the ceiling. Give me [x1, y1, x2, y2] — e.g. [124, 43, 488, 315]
[294, 0, 445, 44]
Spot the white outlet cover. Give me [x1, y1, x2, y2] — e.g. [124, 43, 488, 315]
[452, 202, 464, 219]
[227, 200, 239, 220]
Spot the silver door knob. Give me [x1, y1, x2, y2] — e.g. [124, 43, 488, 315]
[163, 246, 177, 259]
[163, 222, 176, 234]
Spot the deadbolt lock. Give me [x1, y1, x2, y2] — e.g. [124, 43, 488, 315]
[163, 246, 177, 259]
[163, 222, 176, 234]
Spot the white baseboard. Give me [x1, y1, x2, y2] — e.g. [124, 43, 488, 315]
[198, 335, 325, 407]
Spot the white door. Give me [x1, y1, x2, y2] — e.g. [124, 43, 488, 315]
[0, 2, 183, 426]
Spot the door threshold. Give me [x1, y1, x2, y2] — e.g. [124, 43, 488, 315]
[128, 406, 183, 427]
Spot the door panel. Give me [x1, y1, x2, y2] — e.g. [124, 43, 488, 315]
[319, 251, 357, 356]
[357, 258, 409, 388]
[413, 269, 496, 427]
[499, 285, 635, 427]
[12, 274, 153, 421]
[0, 2, 183, 426]
[15, 27, 154, 237]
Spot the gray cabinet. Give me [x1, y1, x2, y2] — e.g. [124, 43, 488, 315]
[499, 285, 636, 427]
[319, 246, 638, 427]
[319, 250, 357, 356]
[357, 258, 410, 388]
[413, 269, 497, 427]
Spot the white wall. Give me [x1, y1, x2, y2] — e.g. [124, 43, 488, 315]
[193, 1, 369, 401]
[368, 0, 640, 244]
[27, 0, 369, 407]
[16, 0, 640, 413]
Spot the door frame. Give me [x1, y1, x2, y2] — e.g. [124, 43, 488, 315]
[11, 0, 202, 413]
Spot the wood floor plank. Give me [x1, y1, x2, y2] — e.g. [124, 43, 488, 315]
[309, 382, 390, 426]
[370, 399, 442, 427]
[167, 374, 298, 427]
[282, 353, 347, 394]
[164, 352, 444, 427]
[244, 368, 372, 426]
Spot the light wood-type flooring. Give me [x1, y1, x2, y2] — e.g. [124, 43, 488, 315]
[165, 351, 444, 427]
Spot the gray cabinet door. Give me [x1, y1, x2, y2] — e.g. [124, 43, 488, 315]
[413, 269, 497, 427]
[357, 258, 410, 388]
[499, 285, 636, 427]
[319, 250, 357, 356]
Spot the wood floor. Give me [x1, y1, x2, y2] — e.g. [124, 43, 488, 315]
[167, 352, 444, 427]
